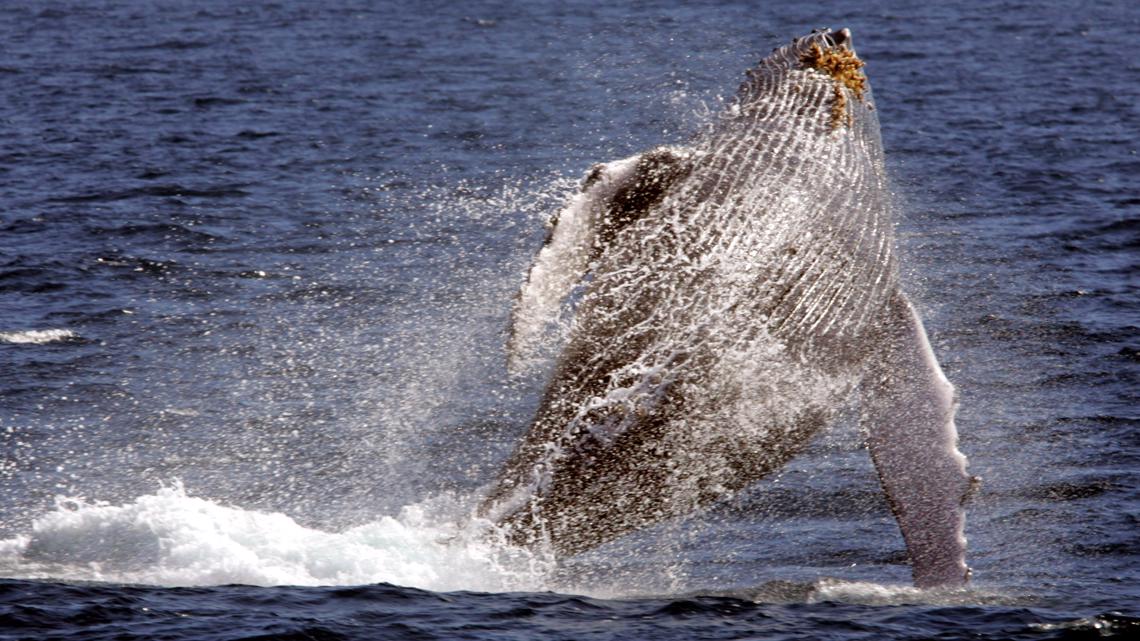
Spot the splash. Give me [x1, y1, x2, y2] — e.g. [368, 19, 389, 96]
[0, 482, 548, 592]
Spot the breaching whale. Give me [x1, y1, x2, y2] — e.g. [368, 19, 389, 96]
[480, 28, 975, 588]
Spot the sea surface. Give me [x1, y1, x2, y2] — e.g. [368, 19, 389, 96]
[1, 1, 1137, 639]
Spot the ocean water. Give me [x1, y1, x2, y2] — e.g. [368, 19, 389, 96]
[1, 0, 1137, 639]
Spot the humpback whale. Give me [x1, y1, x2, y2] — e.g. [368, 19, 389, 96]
[480, 28, 975, 588]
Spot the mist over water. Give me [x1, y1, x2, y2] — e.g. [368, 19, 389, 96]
[1, 0, 1137, 639]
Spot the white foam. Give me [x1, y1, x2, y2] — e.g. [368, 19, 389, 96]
[809, 578, 984, 606]
[0, 483, 548, 591]
[0, 329, 78, 344]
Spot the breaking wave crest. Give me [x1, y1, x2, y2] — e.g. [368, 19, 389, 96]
[0, 329, 78, 345]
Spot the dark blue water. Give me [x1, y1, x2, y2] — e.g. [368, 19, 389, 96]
[1, 1, 1137, 639]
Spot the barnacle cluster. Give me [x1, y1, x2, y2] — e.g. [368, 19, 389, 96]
[800, 43, 867, 129]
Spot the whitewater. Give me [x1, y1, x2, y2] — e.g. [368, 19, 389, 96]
[0, 483, 551, 592]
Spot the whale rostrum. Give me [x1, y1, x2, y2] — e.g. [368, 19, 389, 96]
[482, 28, 975, 589]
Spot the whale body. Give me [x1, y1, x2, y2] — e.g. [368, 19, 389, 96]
[480, 29, 974, 588]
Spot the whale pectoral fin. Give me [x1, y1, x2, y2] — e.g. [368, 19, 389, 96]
[860, 293, 973, 589]
[597, 146, 695, 246]
[506, 156, 642, 372]
[507, 147, 693, 373]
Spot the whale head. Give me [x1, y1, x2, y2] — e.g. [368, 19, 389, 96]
[733, 28, 879, 136]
